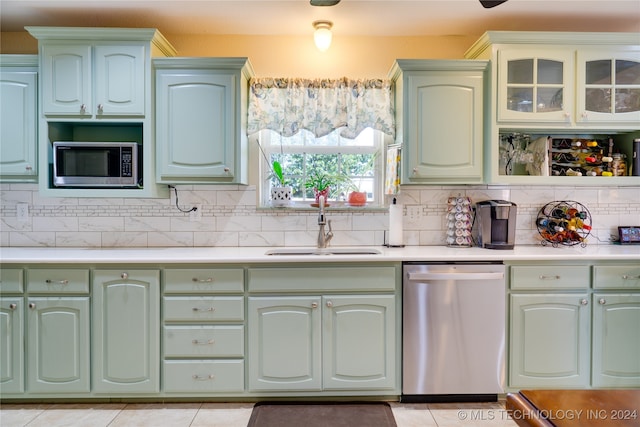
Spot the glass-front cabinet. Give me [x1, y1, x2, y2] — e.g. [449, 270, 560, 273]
[498, 49, 573, 123]
[577, 50, 640, 124]
[466, 31, 640, 185]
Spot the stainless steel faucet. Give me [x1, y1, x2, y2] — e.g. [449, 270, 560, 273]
[317, 196, 333, 248]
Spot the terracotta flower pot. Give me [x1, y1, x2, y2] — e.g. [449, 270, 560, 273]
[347, 191, 367, 206]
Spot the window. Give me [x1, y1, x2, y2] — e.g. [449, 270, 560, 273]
[258, 127, 385, 207]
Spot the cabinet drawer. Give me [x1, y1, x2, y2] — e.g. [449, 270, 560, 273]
[164, 325, 244, 357]
[164, 269, 244, 294]
[163, 297, 244, 322]
[0, 268, 24, 293]
[248, 266, 397, 292]
[27, 269, 89, 294]
[593, 265, 640, 289]
[510, 265, 589, 290]
[163, 360, 244, 393]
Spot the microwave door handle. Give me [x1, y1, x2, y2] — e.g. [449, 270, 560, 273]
[406, 272, 504, 281]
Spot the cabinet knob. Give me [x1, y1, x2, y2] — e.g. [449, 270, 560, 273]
[9, 303, 17, 310]
[25, 165, 33, 171]
[45, 279, 69, 285]
[580, 298, 588, 306]
[311, 302, 318, 309]
[28, 302, 36, 309]
[80, 104, 86, 113]
[599, 298, 606, 305]
[412, 168, 418, 175]
[223, 167, 230, 173]
[581, 111, 589, 120]
[121, 272, 128, 280]
[326, 301, 333, 308]
[192, 277, 214, 283]
[97, 104, 104, 112]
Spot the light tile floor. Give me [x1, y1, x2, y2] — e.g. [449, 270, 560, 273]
[0, 401, 519, 427]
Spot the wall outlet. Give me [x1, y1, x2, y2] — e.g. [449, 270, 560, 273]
[189, 204, 202, 222]
[16, 203, 29, 221]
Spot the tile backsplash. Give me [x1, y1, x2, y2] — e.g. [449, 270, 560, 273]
[1, 183, 639, 248]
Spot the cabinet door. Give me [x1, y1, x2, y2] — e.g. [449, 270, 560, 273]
[41, 45, 92, 115]
[576, 50, 640, 123]
[404, 72, 484, 183]
[94, 45, 145, 116]
[26, 297, 90, 393]
[323, 295, 396, 390]
[93, 269, 160, 393]
[497, 48, 574, 123]
[510, 294, 590, 388]
[248, 296, 321, 391]
[0, 297, 24, 394]
[592, 293, 640, 388]
[0, 70, 37, 180]
[156, 71, 235, 182]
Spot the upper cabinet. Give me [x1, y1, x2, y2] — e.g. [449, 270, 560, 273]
[41, 44, 145, 117]
[154, 58, 254, 185]
[389, 60, 488, 184]
[466, 31, 640, 185]
[0, 55, 38, 182]
[25, 27, 177, 198]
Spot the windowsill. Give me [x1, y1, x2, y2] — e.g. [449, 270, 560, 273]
[257, 201, 388, 212]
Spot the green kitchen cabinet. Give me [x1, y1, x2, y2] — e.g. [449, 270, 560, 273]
[389, 60, 487, 184]
[0, 55, 38, 182]
[154, 58, 254, 184]
[509, 293, 591, 388]
[592, 293, 640, 387]
[247, 265, 400, 394]
[465, 31, 640, 186]
[92, 269, 160, 394]
[37, 42, 145, 117]
[26, 297, 90, 393]
[0, 296, 24, 394]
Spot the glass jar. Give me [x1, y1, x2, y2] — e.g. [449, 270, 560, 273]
[611, 153, 627, 176]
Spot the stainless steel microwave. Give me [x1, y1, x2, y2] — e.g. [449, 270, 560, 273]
[53, 141, 139, 187]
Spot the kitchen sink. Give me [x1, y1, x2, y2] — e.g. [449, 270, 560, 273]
[265, 247, 382, 256]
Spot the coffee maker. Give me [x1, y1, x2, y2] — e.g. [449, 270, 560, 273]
[475, 200, 517, 249]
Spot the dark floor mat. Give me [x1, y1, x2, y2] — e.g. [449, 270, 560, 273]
[246, 402, 397, 427]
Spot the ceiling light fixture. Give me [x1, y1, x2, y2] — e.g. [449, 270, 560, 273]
[313, 20, 333, 52]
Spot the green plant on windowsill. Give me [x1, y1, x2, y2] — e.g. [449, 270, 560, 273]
[305, 170, 353, 205]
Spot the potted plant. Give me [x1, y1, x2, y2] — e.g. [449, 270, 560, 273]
[305, 170, 354, 206]
[269, 160, 292, 207]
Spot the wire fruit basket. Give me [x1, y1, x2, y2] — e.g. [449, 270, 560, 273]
[536, 201, 592, 247]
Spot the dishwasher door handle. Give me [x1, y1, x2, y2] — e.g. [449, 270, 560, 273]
[407, 272, 504, 281]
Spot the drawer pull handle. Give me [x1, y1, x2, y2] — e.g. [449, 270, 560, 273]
[192, 339, 215, 345]
[192, 277, 214, 283]
[45, 279, 69, 285]
[192, 374, 215, 381]
[580, 298, 588, 306]
[622, 275, 640, 280]
[539, 275, 560, 280]
[192, 307, 215, 312]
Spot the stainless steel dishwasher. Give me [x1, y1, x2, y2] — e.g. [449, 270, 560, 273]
[402, 262, 506, 402]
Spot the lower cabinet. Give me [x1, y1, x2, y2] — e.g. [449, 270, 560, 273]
[508, 262, 640, 389]
[592, 293, 640, 387]
[26, 297, 90, 393]
[0, 296, 24, 394]
[510, 293, 591, 388]
[247, 265, 400, 394]
[92, 269, 160, 393]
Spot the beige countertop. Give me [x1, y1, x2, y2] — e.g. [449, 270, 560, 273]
[1, 244, 638, 264]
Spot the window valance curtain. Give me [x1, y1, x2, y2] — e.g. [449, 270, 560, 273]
[247, 77, 395, 139]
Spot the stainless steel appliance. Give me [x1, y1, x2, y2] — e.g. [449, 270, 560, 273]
[475, 200, 517, 249]
[53, 141, 139, 187]
[402, 262, 505, 402]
